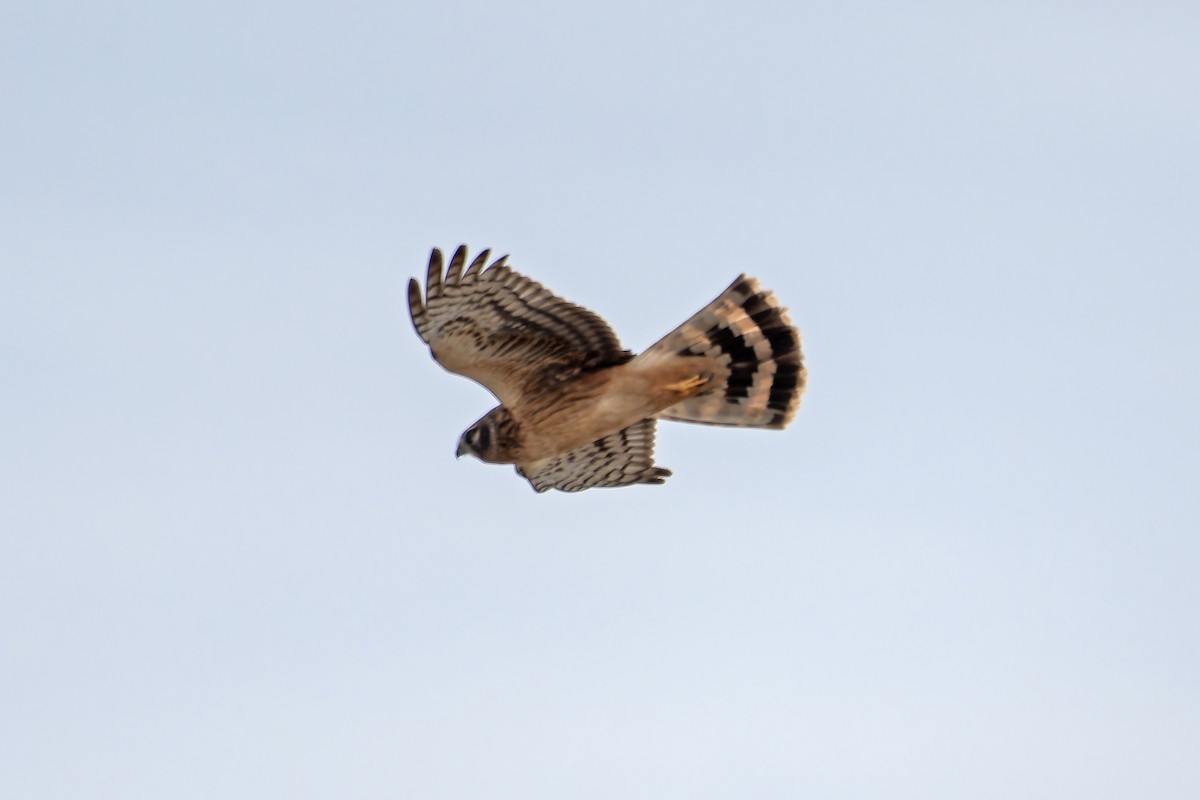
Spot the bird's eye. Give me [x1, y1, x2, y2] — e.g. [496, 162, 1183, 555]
[465, 429, 477, 444]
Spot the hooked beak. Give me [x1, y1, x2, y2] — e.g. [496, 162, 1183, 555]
[455, 440, 468, 459]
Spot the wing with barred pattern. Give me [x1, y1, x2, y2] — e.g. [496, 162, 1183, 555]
[516, 419, 671, 493]
[407, 246, 631, 409]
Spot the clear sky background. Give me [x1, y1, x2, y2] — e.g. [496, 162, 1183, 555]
[3, 1, 1198, 797]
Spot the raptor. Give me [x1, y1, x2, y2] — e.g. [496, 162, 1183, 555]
[407, 246, 806, 492]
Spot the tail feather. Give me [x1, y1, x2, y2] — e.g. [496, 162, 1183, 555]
[640, 275, 805, 429]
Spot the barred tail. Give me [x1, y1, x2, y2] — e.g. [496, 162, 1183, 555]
[640, 275, 806, 429]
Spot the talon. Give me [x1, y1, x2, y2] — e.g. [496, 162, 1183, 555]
[666, 374, 712, 394]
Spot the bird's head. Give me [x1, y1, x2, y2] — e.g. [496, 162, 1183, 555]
[456, 408, 516, 464]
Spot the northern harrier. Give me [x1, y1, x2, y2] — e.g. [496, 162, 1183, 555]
[407, 246, 805, 492]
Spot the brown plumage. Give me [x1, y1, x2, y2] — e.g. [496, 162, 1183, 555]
[407, 245, 806, 492]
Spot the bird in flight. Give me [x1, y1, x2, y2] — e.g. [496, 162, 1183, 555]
[407, 246, 805, 492]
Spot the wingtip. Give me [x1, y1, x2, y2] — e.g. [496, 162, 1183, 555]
[464, 248, 490, 280]
[643, 466, 672, 485]
[407, 278, 428, 339]
[447, 245, 468, 283]
[425, 248, 444, 301]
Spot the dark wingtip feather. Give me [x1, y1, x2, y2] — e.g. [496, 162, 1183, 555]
[464, 248, 490, 280]
[407, 278, 427, 339]
[642, 467, 672, 485]
[447, 245, 468, 284]
[425, 248, 444, 302]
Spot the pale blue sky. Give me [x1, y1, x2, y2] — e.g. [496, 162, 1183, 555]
[2, 1, 1198, 797]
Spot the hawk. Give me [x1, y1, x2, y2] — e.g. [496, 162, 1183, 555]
[407, 246, 806, 492]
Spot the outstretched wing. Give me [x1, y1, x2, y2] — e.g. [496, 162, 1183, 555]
[408, 246, 630, 408]
[516, 419, 672, 493]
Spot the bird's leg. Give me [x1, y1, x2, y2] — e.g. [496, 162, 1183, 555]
[664, 373, 714, 396]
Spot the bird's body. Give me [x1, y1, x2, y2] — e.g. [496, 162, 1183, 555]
[408, 246, 806, 492]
